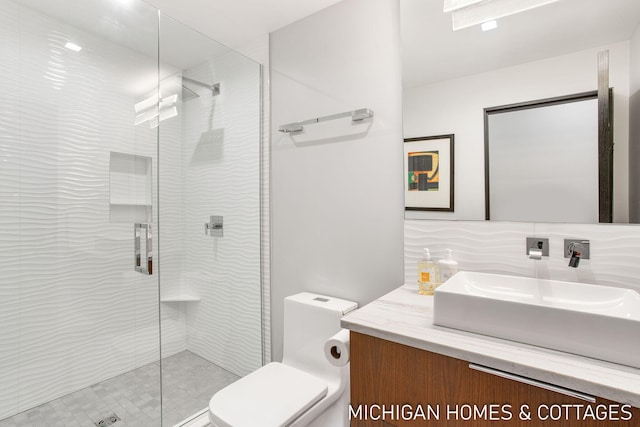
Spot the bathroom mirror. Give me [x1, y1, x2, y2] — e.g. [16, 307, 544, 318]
[401, 0, 640, 223]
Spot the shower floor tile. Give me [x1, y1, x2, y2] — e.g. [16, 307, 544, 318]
[0, 351, 239, 427]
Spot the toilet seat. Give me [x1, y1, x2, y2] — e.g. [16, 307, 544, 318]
[208, 362, 328, 427]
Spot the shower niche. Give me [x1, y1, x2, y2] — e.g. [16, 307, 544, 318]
[109, 151, 152, 223]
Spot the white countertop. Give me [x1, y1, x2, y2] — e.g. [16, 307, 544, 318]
[341, 285, 640, 408]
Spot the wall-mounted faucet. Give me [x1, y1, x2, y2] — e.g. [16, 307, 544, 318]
[526, 237, 549, 260]
[564, 239, 590, 268]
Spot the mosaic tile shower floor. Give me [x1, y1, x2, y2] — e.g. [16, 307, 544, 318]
[0, 351, 237, 427]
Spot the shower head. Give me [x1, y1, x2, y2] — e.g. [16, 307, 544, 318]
[181, 76, 221, 102]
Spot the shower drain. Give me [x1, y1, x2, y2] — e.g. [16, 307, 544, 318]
[95, 414, 121, 427]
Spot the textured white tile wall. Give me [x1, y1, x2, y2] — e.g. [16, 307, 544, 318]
[181, 54, 263, 377]
[405, 220, 640, 295]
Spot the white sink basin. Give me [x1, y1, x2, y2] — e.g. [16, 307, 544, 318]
[433, 271, 640, 368]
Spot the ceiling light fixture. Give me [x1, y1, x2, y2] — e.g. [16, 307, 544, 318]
[64, 42, 83, 52]
[134, 93, 158, 113]
[481, 20, 498, 31]
[443, 0, 484, 13]
[444, 0, 560, 31]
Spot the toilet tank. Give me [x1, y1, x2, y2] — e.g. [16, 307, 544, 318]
[282, 293, 357, 374]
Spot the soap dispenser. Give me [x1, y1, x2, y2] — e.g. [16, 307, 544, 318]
[418, 248, 439, 295]
[438, 249, 458, 284]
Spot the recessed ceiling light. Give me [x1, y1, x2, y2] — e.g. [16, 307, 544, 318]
[481, 20, 498, 31]
[64, 42, 82, 52]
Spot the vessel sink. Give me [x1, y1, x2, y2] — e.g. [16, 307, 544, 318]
[433, 271, 640, 368]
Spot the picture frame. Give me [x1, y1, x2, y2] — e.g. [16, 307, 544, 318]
[403, 134, 454, 211]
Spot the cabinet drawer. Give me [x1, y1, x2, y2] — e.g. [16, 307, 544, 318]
[350, 332, 639, 427]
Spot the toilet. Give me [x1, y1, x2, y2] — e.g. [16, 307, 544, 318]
[208, 292, 358, 427]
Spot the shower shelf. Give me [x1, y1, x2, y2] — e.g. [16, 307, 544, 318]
[110, 201, 152, 206]
[109, 152, 152, 223]
[160, 294, 201, 303]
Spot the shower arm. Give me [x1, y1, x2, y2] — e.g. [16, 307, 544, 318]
[182, 76, 220, 96]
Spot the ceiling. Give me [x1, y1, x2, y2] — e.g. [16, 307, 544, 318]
[401, 0, 640, 88]
[146, 0, 640, 88]
[144, 0, 344, 48]
[13, 0, 640, 91]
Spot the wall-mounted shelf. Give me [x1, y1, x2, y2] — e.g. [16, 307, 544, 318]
[109, 201, 153, 207]
[160, 294, 201, 303]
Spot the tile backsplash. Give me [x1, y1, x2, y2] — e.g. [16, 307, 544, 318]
[405, 220, 640, 294]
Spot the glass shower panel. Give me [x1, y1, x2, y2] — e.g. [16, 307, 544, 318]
[0, 0, 162, 425]
[0, 0, 21, 420]
[158, 14, 263, 426]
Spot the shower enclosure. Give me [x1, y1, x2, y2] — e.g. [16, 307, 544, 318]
[0, 0, 263, 426]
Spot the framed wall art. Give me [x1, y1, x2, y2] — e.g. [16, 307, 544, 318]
[404, 134, 454, 211]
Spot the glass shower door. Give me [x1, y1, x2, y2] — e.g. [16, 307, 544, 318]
[0, 0, 163, 425]
[157, 14, 264, 427]
[0, 0, 264, 425]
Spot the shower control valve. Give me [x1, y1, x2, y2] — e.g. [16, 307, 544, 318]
[205, 215, 224, 237]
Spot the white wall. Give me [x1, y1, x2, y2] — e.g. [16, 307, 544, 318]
[270, 0, 404, 361]
[404, 42, 631, 222]
[630, 25, 640, 222]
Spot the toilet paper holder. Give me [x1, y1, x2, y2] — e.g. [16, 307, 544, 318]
[329, 345, 342, 359]
[324, 329, 350, 367]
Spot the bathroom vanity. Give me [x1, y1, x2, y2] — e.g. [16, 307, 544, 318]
[342, 285, 640, 427]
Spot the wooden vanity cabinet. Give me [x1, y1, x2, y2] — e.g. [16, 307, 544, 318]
[350, 332, 639, 427]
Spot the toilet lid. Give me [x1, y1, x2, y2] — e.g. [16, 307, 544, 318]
[209, 362, 328, 427]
